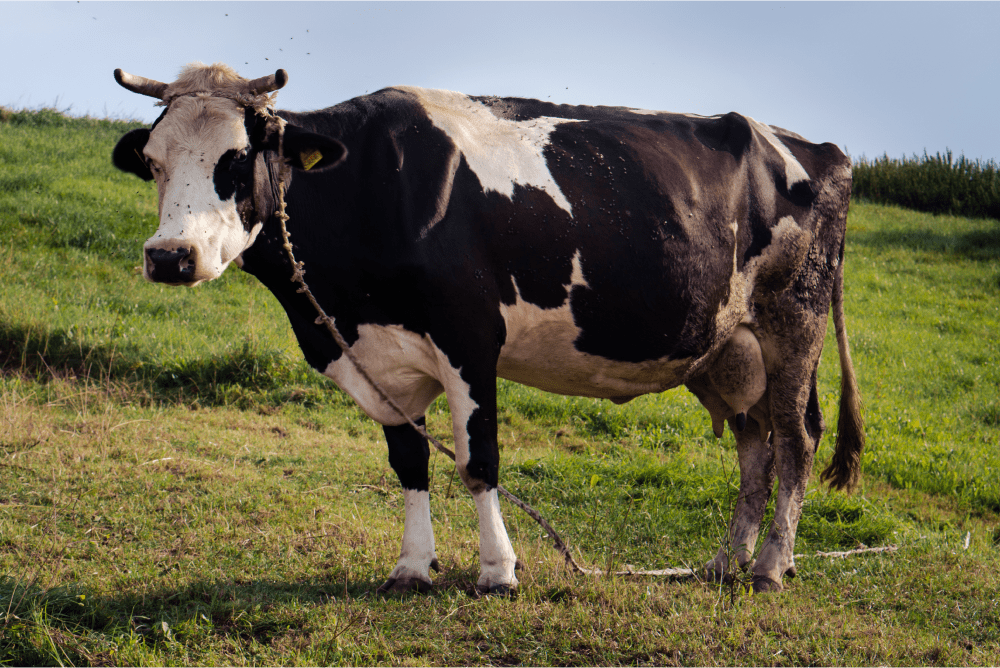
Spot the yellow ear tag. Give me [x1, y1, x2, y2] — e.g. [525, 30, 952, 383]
[300, 148, 323, 171]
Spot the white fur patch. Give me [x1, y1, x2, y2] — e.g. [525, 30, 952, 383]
[713, 215, 806, 326]
[712, 220, 748, 335]
[319, 321, 481, 471]
[321, 324, 446, 426]
[439, 368, 479, 473]
[472, 488, 518, 590]
[386, 489, 437, 583]
[394, 86, 581, 216]
[142, 95, 257, 284]
[497, 250, 692, 397]
[747, 117, 810, 189]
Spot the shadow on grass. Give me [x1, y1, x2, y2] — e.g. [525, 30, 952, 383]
[0, 318, 338, 409]
[0, 575, 372, 664]
[0, 571, 484, 664]
[849, 225, 1000, 261]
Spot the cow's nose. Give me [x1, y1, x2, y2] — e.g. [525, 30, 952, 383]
[145, 247, 195, 284]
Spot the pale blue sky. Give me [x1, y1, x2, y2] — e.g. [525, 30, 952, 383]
[3, 2, 999, 163]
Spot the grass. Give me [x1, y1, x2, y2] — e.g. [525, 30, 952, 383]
[843, 203, 1000, 509]
[1, 108, 999, 664]
[1, 384, 998, 665]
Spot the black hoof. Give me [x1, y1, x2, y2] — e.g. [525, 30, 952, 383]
[430, 558, 441, 573]
[377, 577, 432, 594]
[470, 583, 517, 599]
[784, 564, 797, 579]
[751, 575, 783, 593]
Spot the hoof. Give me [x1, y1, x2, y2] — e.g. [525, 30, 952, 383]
[704, 567, 732, 584]
[377, 577, 432, 594]
[470, 583, 517, 599]
[430, 558, 441, 573]
[751, 575, 783, 593]
[784, 564, 797, 579]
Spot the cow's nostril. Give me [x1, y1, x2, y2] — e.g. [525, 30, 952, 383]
[146, 247, 195, 283]
[146, 247, 191, 264]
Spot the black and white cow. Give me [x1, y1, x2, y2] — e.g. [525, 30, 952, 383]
[112, 63, 864, 594]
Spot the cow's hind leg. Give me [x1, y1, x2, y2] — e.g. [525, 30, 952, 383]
[379, 417, 440, 593]
[704, 417, 776, 581]
[750, 360, 825, 592]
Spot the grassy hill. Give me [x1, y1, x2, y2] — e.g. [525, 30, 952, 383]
[2, 109, 999, 665]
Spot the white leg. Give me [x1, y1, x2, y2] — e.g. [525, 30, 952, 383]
[472, 488, 518, 592]
[379, 489, 439, 592]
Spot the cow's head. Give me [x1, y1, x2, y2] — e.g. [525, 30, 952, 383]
[112, 63, 347, 286]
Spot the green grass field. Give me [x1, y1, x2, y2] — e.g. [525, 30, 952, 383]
[2, 109, 999, 665]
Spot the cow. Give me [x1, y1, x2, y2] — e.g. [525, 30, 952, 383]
[111, 62, 864, 595]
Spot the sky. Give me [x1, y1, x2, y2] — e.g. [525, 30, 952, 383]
[2, 1, 999, 163]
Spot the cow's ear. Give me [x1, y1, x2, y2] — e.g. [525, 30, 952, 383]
[280, 125, 348, 172]
[112, 128, 154, 181]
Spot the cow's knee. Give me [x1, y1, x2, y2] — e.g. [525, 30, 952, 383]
[457, 456, 498, 496]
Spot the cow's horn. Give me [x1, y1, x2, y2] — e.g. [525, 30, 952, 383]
[245, 69, 288, 96]
[114, 68, 168, 100]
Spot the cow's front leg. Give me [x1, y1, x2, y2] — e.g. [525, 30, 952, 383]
[378, 417, 440, 593]
[704, 416, 775, 581]
[439, 359, 518, 595]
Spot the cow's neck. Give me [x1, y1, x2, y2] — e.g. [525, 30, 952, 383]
[237, 106, 425, 372]
[236, 168, 362, 371]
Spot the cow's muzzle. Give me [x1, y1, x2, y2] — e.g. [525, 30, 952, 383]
[145, 246, 196, 284]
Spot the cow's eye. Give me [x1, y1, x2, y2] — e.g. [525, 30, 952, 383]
[217, 148, 251, 173]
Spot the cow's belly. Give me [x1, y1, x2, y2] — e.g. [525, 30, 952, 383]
[497, 290, 693, 400]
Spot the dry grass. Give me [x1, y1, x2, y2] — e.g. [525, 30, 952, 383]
[2, 379, 999, 665]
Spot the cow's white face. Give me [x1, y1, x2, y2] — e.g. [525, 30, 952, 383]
[141, 95, 262, 286]
[113, 65, 346, 286]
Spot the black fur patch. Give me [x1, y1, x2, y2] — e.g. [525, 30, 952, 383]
[805, 373, 825, 444]
[212, 148, 253, 201]
[111, 109, 168, 180]
[385, 417, 430, 491]
[112, 129, 153, 180]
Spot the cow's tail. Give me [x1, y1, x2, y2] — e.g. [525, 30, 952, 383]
[820, 255, 865, 492]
